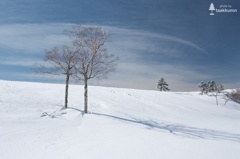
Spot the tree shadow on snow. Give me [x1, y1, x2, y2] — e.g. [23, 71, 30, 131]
[92, 112, 240, 143]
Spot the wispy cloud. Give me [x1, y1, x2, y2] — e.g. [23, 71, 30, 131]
[0, 23, 206, 55]
[0, 56, 41, 67]
[104, 26, 207, 55]
[0, 23, 212, 91]
[0, 23, 72, 53]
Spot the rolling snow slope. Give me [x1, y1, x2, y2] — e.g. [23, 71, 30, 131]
[0, 80, 240, 159]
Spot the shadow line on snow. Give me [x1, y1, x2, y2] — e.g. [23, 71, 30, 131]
[91, 112, 240, 143]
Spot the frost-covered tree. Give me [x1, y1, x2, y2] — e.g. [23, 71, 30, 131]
[198, 81, 224, 105]
[207, 81, 216, 93]
[157, 77, 170, 91]
[210, 83, 224, 105]
[198, 81, 218, 95]
[198, 81, 208, 95]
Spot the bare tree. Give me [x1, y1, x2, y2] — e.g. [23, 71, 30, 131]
[66, 25, 118, 114]
[225, 89, 240, 105]
[213, 84, 224, 105]
[208, 82, 224, 105]
[34, 45, 78, 109]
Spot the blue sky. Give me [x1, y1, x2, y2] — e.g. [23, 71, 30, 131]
[0, 0, 239, 91]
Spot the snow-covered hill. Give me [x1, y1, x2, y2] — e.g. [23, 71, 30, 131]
[0, 80, 240, 159]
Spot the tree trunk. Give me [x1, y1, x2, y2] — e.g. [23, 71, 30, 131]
[64, 74, 70, 109]
[215, 93, 218, 105]
[84, 78, 88, 113]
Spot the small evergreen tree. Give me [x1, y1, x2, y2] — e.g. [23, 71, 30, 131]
[157, 77, 170, 91]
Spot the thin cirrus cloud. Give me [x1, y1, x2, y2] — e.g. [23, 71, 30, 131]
[106, 26, 207, 55]
[0, 23, 210, 91]
[0, 23, 206, 61]
[0, 23, 71, 53]
[0, 23, 206, 55]
[0, 58, 39, 67]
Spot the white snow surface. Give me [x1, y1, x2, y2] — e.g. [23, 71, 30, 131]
[0, 80, 240, 159]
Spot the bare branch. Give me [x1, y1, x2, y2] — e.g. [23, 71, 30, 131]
[65, 25, 118, 113]
[34, 44, 79, 109]
[225, 89, 240, 104]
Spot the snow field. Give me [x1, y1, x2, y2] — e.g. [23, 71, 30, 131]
[0, 80, 240, 159]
